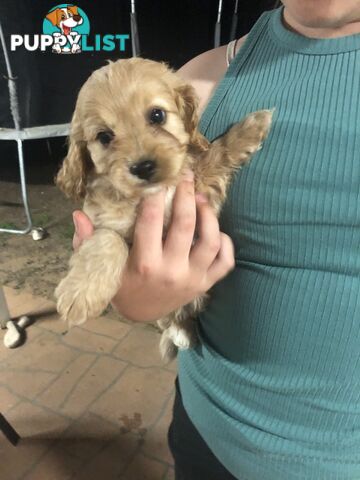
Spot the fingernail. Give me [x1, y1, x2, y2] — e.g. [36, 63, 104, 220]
[183, 169, 194, 182]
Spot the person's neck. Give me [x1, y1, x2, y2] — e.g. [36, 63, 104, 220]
[283, 8, 360, 38]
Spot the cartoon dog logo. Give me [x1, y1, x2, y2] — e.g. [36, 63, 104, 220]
[45, 5, 83, 54]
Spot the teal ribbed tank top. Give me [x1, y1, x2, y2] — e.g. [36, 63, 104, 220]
[178, 7, 360, 480]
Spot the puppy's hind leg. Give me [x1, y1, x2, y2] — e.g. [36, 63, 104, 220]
[158, 314, 198, 362]
[158, 296, 205, 362]
[55, 229, 128, 326]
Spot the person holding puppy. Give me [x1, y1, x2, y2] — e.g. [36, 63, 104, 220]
[73, 0, 360, 478]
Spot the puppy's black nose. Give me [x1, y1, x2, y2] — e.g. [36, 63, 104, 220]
[73, 15, 82, 21]
[129, 159, 157, 181]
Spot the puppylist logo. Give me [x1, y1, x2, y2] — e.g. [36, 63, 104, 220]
[11, 4, 130, 54]
[43, 4, 89, 54]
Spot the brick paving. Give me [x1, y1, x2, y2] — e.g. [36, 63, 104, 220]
[0, 286, 175, 480]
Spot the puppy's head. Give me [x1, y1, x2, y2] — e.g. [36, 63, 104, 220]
[56, 58, 207, 200]
[46, 6, 83, 30]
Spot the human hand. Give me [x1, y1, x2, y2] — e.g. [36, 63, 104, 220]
[72, 172, 235, 322]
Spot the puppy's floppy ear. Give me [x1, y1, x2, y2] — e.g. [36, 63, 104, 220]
[68, 5, 79, 15]
[46, 8, 60, 26]
[175, 83, 209, 152]
[56, 110, 92, 200]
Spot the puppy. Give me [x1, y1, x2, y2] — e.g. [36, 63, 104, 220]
[46, 5, 83, 35]
[55, 58, 272, 361]
[46, 5, 83, 53]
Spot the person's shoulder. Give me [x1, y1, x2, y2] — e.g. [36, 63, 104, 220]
[176, 35, 247, 114]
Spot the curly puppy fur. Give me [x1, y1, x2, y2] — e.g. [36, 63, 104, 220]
[55, 57, 272, 361]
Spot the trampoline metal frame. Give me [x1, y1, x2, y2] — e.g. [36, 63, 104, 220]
[0, 21, 70, 236]
[214, 0, 223, 48]
[1, 2, 139, 236]
[130, 0, 140, 57]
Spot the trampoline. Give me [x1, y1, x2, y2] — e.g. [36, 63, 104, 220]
[0, 0, 141, 237]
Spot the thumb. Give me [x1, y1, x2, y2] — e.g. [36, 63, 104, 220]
[72, 210, 94, 250]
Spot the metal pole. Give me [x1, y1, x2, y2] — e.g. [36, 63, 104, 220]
[16, 139, 33, 233]
[130, 0, 140, 57]
[0, 22, 33, 235]
[214, 0, 223, 48]
[230, 0, 239, 41]
[0, 287, 10, 329]
[0, 413, 21, 445]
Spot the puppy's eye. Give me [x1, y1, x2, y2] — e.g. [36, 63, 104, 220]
[96, 130, 114, 146]
[148, 108, 166, 125]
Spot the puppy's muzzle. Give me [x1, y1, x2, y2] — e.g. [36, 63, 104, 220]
[130, 159, 157, 181]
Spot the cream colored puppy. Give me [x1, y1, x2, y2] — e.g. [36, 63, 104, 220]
[55, 57, 272, 361]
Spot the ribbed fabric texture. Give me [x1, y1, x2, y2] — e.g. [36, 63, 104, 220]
[178, 8, 360, 480]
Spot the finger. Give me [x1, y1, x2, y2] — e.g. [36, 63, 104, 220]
[163, 173, 196, 262]
[189, 196, 221, 271]
[205, 233, 235, 287]
[72, 210, 94, 250]
[132, 188, 166, 262]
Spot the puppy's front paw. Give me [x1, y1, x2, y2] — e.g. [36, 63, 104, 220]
[243, 109, 273, 146]
[52, 44, 62, 54]
[226, 109, 273, 167]
[55, 276, 109, 327]
[71, 43, 81, 53]
[56, 283, 88, 326]
[55, 229, 128, 327]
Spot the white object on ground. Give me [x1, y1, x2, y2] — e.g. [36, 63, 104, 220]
[31, 227, 46, 241]
[3, 321, 23, 348]
[17, 315, 32, 329]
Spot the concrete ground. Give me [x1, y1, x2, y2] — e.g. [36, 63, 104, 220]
[0, 139, 176, 480]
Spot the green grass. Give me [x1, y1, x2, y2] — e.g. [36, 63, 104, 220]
[59, 223, 75, 239]
[0, 221, 18, 229]
[0, 211, 53, 230]
[33, 212, 52, 227]
[0, 213, 52, 231]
